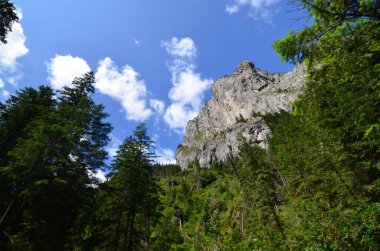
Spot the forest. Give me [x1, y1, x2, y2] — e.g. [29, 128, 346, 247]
[0, 0, 379, 250]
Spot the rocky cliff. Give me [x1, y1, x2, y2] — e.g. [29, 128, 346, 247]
[176, 61, 306, 169]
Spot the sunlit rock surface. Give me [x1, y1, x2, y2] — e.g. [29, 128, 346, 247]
[176, 61, 305, 169]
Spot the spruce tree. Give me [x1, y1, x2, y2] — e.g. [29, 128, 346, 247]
[0, 73, 111, 250]
[96, 123, 160, 250]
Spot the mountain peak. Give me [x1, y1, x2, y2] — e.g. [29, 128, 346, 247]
[234, 60, 255, 74]
[176, 61, 306, 169]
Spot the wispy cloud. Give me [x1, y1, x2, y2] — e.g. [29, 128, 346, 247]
[106, 133, 122, 158]
[133, 38, 142, 47]
[150, 99, 165, 115]
[226, 0, 281, 21]
[95, 57, 153, 121]
[0, 79, 8, 99]
[47, 54, 91, 89]
[155, 147, 176, 164]
[162, 37, 212, 133]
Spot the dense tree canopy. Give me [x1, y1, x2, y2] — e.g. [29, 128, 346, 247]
[0, 73, 112, 250]
[274, 0, 380, 198]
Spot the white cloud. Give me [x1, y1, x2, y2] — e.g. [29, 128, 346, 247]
[47, 54, 91, 89]
[168, 70, 210, 109]
[162, 37, 212, 132]
[95, 58, 152, 121]
[6, 75, 20, 87]
[87, 169, 107, 183]
[162, 37, 196, 58]
[0, 11, 29, 73]
[0, 78, 11, 99]
[164, 103, 199, 130]
[156, 147, 176, 164]
[226, 0, 281, 20]
[106, 133, 122, 158]
[2, 90, 10, 99]
[94, 169, 107, 183]
[46, 55, 158, 122]
[226, 5, 240, 14]
[152, 134, 176, 165]
[150, 99, 165, 115]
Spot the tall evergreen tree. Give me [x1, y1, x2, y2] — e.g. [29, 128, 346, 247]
[0, 86, 56, 249]
[0, 73, 111, 250]
[95, 123, 160, 250]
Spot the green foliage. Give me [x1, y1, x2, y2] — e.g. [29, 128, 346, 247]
[153, 163, 181, 179]
[92, 123, 160, 250]
[273, 0, 380, 198]
[0, 73, 111, 250]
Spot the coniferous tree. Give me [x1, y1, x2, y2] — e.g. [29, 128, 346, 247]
[95, 123, 160, 250]
[273, 0, 380, 198]
[0, 86, 56, 249]
[0, 73, 111, 250]
[270, 0, 380, 248]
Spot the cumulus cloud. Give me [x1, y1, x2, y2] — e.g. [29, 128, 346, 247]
[95, 58, 152, 121]
[46, 55, 156, 121]
[0, 11, 29, 73]
[226, 0, 281, 21]
[47, 54, 91, 89]
[162, 37, 212, 132]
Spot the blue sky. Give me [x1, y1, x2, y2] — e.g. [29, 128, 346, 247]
[0, 0, 307, 166]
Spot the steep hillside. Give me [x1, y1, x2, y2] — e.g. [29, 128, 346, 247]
[176, 61, 305, 169]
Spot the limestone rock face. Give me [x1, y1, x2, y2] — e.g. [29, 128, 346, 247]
[176, 61, 305, 169]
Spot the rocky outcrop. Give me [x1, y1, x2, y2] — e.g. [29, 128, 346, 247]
[176, 61, 306, 169]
